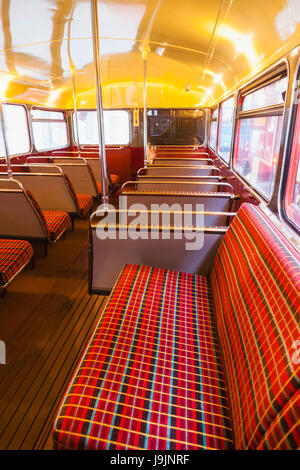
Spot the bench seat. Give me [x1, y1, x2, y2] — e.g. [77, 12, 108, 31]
[53, 264, 233, 450]
[53, 204, 300, 450]
[0, 239, 33, 287]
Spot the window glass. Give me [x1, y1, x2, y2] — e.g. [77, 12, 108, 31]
[285, 100, 300, 229]
[147, 109, 206, 145]
[209, 108, 218, 150]
[217, 97, 235, 162]
[233, 115, 283, 199]
[147, 109, 172, 145]
[2, 104, 30, 155]
[75, 110, 130, 145]
[31, 109, 65, 120]
[243, 77, 287, 111]
[32, 109, 68, 150]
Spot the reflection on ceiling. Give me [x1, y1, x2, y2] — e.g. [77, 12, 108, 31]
[0, 0, 299, 108]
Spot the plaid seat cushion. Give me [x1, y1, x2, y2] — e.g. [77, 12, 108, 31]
[53, 264, 233, 450]
[256, 392, 300, 450]
[210, 203, 300, 450]
[42, 211, 71, 241]
[96, 181, 102, 195]
[0, 239, 33, 286]
[76, 194, 93, 217]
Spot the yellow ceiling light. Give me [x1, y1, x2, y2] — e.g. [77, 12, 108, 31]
[46, 86, 64, 107]
[220, 26, 260, 68]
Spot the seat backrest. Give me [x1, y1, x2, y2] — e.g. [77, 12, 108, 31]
[0, 179, 48, 240]
[26, 164, 62, 174]
[52, 156, 85, 164]
[12, 173, 78, 213]
[121, 192, 234, 216]
[146, 166, 219, 177]
[209, 203, 300, 449]
[27, 157, 51, 164]
[152, 157, 213, 166]
[135, 180, 232, 193]
[54, 163, 98, 197]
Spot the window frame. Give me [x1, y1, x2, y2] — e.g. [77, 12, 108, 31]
[232, 68, 287, 202]
[281, 60, 300, 233]
[72, 108, 131, 147]
[208, 106, 219, 151]
[31, 106, 69, 151]
[2, 102, 32, 157]
[216, 94, 235, 165]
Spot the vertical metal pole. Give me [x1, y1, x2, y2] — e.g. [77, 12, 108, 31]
[143, 57, 148, 167]
[90, 0, 108, 205]
[71, 72, 81, 157]
[0, 102, 12, 179]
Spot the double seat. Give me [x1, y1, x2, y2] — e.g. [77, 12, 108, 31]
[27, 155, 120, 195]
[0, 165, 93, 220]
[53, 203, 300, 450]
[0, 179, 71, 255]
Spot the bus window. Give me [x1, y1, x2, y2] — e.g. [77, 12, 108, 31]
[209, 108, 218, 150]
[233, 75, 286, 200]
[243, 77, 287, 111]
[217, 97, 235, 163]
[75, 110, 130, 145]
[31, 109, 68, 150]
[147, 109, 206, 145]
[2, 104, 30, 155]
[285, 96, 300, 230]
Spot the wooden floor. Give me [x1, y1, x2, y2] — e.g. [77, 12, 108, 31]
[0, 217, 107, 450]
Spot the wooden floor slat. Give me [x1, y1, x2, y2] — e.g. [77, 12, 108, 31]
[0, 217, 108, 450]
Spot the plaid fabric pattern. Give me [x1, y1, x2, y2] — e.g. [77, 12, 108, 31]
[26, 190, 71, 241]
[76, 194, 93, 217]
[26, 190, 48, 228]
[210, 203, 300, 450]
[42, 211, 71, 241]
[256, 392, 300, 450]
[96, 181, 102, 195]
[53, 264, 233, 450]
[63, 174, 92, 216]
[0, 239, 33, 286]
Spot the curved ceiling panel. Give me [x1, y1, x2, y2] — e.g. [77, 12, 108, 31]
[0, 0, 299, 108]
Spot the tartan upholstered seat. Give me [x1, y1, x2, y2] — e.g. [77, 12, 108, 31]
[0, 239, 33, 287]
[210, 203, 300, 450]
[96, 181, 102, 195]
[63, 174, 93, 218]
[96, 174, 120, 195]
[42, 211, 71, 241]
[53, 265, 233, 450]
[26, 191, 71, 241]
[76, 194, 93, 217]
[53, 204, 300, 450]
